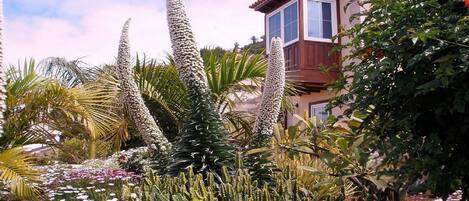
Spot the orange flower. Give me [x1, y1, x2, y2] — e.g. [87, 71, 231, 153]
[466, 0, 469, 8]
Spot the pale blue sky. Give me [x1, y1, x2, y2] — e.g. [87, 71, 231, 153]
[4, 0, 264, 65]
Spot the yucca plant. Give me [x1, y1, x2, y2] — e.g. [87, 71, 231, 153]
[166, 0, 234, 175]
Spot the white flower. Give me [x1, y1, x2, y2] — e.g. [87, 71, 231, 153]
[252, 37, 286, 145]
[130, 193, 138, 199]
[116, 19, 171, 154]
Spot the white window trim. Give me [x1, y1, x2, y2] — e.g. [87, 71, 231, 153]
[309, 101, 330, 122]
[303, 0, 338, 43]
[265, 0, 299, 53]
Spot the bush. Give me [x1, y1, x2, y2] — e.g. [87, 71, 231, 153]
[124, 156, 315, 201]
[333, 0, 469, 198]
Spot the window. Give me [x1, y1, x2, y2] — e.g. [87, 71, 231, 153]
[305, 0, 337, 41]
[309, 102, 329, 122]
[266, 1, 299, 51]
[283, 2, 298, 43]
[268, 12, 281, 47]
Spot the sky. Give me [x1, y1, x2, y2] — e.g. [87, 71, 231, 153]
[4, 0, 264, 66]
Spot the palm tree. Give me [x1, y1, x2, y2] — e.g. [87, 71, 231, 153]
[3, 60, 122, 158]
[134, 49, 298, 147]
[0, 1, 42, 198]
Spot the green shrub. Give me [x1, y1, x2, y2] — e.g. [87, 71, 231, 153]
[126, 158, 314, 201]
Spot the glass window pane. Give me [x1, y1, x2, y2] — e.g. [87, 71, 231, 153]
[322, 2, 332, 21]
[284, 2, 298, 43]
[310, 102, 329, 122]
[322, 21, 332, 38]
[307, 0, 322, 38]
[308, 0, 334, 39]
[322, 2, 332, 38]
[268, 12, 281, 45]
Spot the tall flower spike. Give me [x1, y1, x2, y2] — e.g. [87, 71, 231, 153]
[166, 0, 209, 92]
[116, 19, 172, 156]
[252, 37, 286, 146]
[166, 0, 234, 175]
[0, 0, 6, 136]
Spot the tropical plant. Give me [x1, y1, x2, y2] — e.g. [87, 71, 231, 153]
[332, 0, 469, 198]
[126, 155, 314, 201]
[0, 3, 42, 198]
[165, 0, 234, 175]
[0, 148, 41, 199]
[251, 37, 285, 147]
[115, 19, 172, 160]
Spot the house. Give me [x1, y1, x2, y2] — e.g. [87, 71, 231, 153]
[249, 0, 363, 125]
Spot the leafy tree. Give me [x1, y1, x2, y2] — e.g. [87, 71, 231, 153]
[333, 0, 469, 198]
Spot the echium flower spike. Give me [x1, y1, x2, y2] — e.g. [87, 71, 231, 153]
[252, 37, 286, 146]
[116, 19, 172, 156]
[166, 0, 210, 92]
[0, 0, 6, 136]
[166, 0, 234, 174]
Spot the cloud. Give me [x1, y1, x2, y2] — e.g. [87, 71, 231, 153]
[4, 0, 264, 66]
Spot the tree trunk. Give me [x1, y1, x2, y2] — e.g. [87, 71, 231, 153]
[88, 139, 96, 159]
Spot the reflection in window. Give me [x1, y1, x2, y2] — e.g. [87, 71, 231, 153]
[307, 0, 333, 39]
[283, 2, 298, 43]
[268, 12, 281, 46]
[310, 102, 330, 123]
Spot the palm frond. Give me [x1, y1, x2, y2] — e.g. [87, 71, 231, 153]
[222, 111, 255, 147]
[38, 57, 94, 87]
[203, 49, 267, 113]
[0, 148, 41, 199]
[134, 55, 187, 131]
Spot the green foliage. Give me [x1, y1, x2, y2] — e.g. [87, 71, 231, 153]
[131, 156, 314, 201]
[333, 0, 469, 198]
[167, 88, 235, 175]
[0, 148, 41, 199]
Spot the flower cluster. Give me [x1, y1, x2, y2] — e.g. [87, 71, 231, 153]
[38, 163, 141, 201]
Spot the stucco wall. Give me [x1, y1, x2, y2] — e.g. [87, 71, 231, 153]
[286, 90, 343, 125]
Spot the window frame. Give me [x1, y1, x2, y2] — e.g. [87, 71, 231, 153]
[303, 0, 338, 43]
[265, 0, 299, 52]
[308, 100, 330, 122]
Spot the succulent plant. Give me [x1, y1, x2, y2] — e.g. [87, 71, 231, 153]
[116, 19, 172, 158]
[0, 0, 5, 136]
[252, 37, 286, 146]
[129, 154, 313, 201]
[165, 0, 234, 175]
